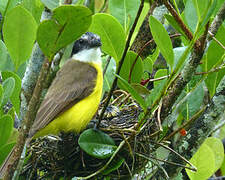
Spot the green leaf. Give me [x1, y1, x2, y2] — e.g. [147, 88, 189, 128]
[199, 0, 217, 30]
[205, 137, 224, 171]
[0, 142, 15, 167]
[0, 85, 3, 106]
[203, 26, 225, 71]
[41, 0, 59, 10]
[186, 143, 214, 180]
[186, 137, 224, 180]
[22, 0, 44, 24]
[143, 57, 153, 74]
[173, 46, 188, 70]
[2, 71, 21, 115]
[131, 83, 150, 97]
[149, 16, 174, 70]
[154, 69, 167, 87]
[102, 157, 125, 175]
[183, 0, 198, 33]
[78, 129, 117, 159]
[0, 0, 18, 15]
[2, 77, 15, 106]
[103, 57, 116, 93]
[0, 40, 14, 71]
[89, 13, 126, 63]
[164, 14, 187, 38]
[108, 0, 140, 31]
[205, 69, 225, 98]
[115, 74, 147, 111]
[179, 83, 204, 119]
[119, 51, 143, 86]
[203, 26, 225, 97]
[0, 115, 13, 147]
[146, 78, 167, 107]
[3, 5, 37, 70]
[37, 5, 92, 59]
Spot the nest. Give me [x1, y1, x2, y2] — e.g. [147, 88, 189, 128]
[21, 92, 160, 179]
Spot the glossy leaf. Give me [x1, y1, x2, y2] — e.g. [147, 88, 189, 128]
[0, 40, 14, 71]
[131, 83, 150, 97]
[119, 51, 143, 86]
[197, 0, 217, 30]
[115, 74, 147, 111]
[164, 14, 187, 38]
[149, 16, 174, 70]
[89, 13, 126, 63]
[186, 137, 224, 180]
[203, 26, 225, 97]
[102, 157, 125, 175]
[0, 0, 18, 15]
[146, 78, 167, 107]
[205, 137, 224, 171]
[183, 0, 198, 33]
[78, 129, 117, 159]
[173, 46, 188, 70]
[22, 0, 44, 24]
[2, 71, 21, 115]
[186, 143, 214, 180]
[109, 0, 140, 31]
[3, 6, 37, 70]
[179, 83, 204, 119]
[2, 77, 15, 106]
[0, 115, 13, 147]
[154, 69, 167, 87]
[37, 5, 92, 59]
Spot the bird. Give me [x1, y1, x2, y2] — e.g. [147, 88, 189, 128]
[29, 32, 103, 138]
[0, 32, 103, 177]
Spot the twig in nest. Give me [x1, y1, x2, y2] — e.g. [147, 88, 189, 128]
[97, 0, 145, 128]
[136, 152, 196, 172]
[154, 142, 197, 171]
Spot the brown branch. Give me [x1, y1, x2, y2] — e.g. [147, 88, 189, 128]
[96, 0, 145, 127]
[3, 58, 51, 180]
[160, 22, 210, 121]
[163, 0, 193, 41]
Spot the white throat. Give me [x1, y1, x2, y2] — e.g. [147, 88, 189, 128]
[72, 47, 102, 64]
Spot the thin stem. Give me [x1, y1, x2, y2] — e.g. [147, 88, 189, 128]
[96, 0, 145, 128]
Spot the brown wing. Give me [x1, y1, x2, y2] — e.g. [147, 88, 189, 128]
[29, 60, 97, 137]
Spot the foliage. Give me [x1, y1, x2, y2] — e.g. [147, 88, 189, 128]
[0, 0, 224, 179]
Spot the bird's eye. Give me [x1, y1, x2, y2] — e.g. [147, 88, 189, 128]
[79, 39, 84, 44]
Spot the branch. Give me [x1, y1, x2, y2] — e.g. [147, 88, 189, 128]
[20, 10, 52, 126]
[155, 74, 225, 178]
[160, 2, 225, 120]
[4, 57, 51, 180]
[153, 3, 225, 177]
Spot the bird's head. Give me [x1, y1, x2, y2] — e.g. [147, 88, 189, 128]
[71, 32, 102, 63]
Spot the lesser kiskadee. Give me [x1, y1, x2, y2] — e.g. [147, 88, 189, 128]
[0, 32, 103, 177]
[30, 32, 103, 138]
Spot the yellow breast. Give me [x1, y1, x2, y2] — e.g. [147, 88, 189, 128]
[34, 62, 103, 137]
